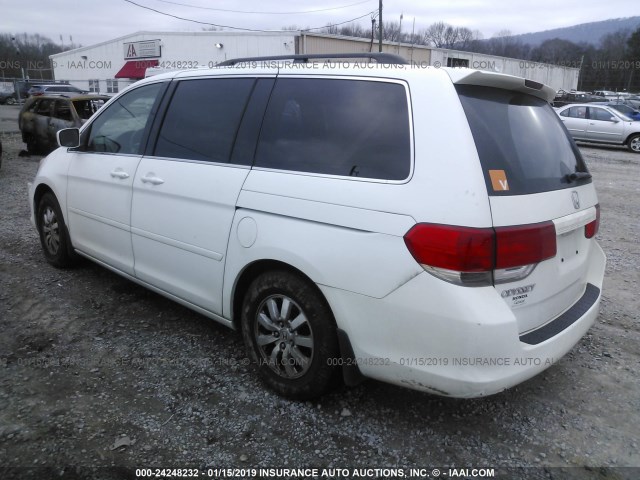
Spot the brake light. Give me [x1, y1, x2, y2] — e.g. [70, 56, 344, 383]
[403, 224, 494, 272]
[495, 222, 556, 269]
[404, 221, 557, 287]
[584, 204, 600, 239]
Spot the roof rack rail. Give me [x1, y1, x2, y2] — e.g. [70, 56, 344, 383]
[217, 52, 408, 67]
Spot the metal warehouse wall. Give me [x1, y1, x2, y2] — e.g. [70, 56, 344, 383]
[429, 49, 579, 92]
[299, 34, 431, 65]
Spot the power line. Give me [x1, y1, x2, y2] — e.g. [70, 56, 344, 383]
[153, 0, 374, 15]
[123, 0, 376, 32]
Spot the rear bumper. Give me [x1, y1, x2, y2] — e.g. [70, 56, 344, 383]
[321, 242, 606, 398]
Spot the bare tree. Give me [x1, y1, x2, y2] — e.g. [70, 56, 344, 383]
[455, 28, 475, 50]
[383, 20, 401, 42]
[424, 21, 448, 47]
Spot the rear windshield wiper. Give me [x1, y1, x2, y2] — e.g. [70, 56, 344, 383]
[565, 171, 592, 182]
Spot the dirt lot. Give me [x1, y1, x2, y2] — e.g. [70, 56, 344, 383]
[0, 128, 639, 480]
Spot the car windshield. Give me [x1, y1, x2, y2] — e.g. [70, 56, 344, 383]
[611, 104, 633, 114]
[457, 85, 590, 196]
[607, 107, 633, 121]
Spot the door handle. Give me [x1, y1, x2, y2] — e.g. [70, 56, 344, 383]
[141, 174, 164, 185]
[110, 169, 130, 179]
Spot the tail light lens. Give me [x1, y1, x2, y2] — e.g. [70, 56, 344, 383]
[584, 204, 600, 239]
[404, 222, 557, 287]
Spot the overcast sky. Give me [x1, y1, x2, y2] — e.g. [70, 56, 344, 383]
[5, 0, 640, 47]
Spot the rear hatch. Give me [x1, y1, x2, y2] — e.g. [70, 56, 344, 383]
[455, 80, 600, 336]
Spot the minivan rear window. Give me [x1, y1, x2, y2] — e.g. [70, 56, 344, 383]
[456, 85, 590, 196]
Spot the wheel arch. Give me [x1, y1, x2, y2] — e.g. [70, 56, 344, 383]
[231, 259, 327, 330]
[33, 183, 57, 220]
[625, 132, 640, 152]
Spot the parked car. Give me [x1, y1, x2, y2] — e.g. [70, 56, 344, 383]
[28, 53, 605, 400]
[555, 103, 640, 152]
[602, 102, 640, 121]
[19, 94, 109, 153]
[624, 96, 640, 109]
[0, 90, 18, 105]
[27, 84, 88, 98]
[552, 90, 601, 107]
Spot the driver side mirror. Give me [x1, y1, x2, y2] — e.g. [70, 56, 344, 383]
[609, 117, 620, 123]
[57, 128, 80, 148]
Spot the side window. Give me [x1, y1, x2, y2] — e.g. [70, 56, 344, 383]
[35, 99, 53, 116]
[563, 106, 586, 118]
[53, 100, 73, 121]
[154, 78, 254, 163]
[589, 107, 615, 121]
[254, 78, 411, 180]
[86, 82, 163, 154]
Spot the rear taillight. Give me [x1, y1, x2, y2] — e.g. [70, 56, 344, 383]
[585, 204, 600, 239]
[404, 221, 557, 287]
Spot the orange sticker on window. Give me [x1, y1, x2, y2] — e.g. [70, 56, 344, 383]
[489, 170, 509, 191]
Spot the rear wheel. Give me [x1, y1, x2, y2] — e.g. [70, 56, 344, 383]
[241, 270, 340, 399]
[628, 134, 640, 153]
[6, 97, 16, 105]
[36, 192, 75, 268]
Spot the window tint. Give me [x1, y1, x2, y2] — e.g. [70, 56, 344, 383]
[254, 79, 411, 180]
[86, 82, 163, 154]
[560, 106, 586, 119]
[155, 78, 254, 163]
[589, 107, 615, 121]
[457, 85, 590, 196]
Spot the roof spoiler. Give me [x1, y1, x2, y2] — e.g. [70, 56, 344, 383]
[446, 69, 556, 102]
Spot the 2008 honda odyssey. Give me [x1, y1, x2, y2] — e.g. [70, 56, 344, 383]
[28, 53, 606, 399]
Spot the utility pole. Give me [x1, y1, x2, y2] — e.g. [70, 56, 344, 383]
[369, 17, 376, 52]
[410, 17, 415, 63]
[378, 0, 383, 52]
[398, 13, 403, 54]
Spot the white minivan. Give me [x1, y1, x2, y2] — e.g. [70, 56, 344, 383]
[28, 53, 606, 399]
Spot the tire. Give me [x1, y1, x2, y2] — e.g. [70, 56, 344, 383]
[241, 270, 340, 400]
[36, 192, 76, 268]
[6, 97, 16, 105]
[627, 134, 640, 153]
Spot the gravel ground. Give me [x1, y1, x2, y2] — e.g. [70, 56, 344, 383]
[0, 129, 639, 480]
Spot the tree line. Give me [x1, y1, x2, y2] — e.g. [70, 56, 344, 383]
[0, 33, 78, 80]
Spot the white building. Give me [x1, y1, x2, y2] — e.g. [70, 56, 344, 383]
[49, 31, 579, 94]
[49, 31, 298, 94]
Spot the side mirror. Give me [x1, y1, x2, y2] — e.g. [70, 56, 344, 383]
[57, 128, 80, 148]
[609, 117, 620, 123]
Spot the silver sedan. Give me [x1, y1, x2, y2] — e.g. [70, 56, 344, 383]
[555, 103, 640, 153]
